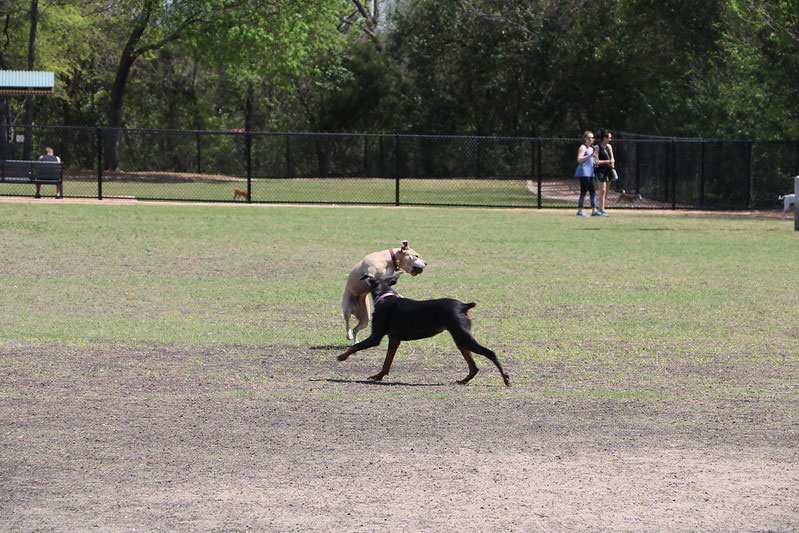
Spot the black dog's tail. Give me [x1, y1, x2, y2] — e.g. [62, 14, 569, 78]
[461, 302, 476, 316]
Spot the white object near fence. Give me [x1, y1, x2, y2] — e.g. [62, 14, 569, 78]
[795, 175, 798, 232]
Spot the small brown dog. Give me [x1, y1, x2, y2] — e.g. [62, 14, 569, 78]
[234, 188, 250, 201]
[618, 189, 643, 207]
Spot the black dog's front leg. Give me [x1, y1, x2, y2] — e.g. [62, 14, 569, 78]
[368, 337, 401, 381]
[338, 313, 389, 361]
[337, 332, 384, 361]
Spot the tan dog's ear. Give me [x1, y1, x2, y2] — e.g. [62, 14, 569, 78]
[401, 240, 409, 250]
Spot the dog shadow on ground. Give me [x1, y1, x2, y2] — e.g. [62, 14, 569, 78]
[311, 378, 447, 388]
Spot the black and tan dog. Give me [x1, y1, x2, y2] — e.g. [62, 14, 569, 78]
[337, 273, 511, 387]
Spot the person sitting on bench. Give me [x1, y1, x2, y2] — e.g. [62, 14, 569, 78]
[36, 146, 63, 198]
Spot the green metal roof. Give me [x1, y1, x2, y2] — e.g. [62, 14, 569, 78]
[0, 70, 55, 94]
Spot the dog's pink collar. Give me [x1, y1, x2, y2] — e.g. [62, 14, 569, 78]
[389, 248, 399, 271]
[374, 291, 400, 305]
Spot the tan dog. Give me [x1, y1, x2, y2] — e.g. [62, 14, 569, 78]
[342, 240, 427, 341]
[618, 189, 643, 207]
[234, 188, 250, 201]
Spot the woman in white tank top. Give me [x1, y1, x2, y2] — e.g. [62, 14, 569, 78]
[573, 131, 598, 216]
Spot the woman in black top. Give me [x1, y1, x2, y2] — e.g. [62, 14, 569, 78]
[595, 130, 615, 216]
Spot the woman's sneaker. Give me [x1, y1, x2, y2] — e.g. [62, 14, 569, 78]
[577, 211, 589, 217]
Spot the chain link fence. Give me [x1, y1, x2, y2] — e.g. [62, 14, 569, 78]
[1, 125, 797, 209]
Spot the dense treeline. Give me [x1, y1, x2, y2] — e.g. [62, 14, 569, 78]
[2, 0, 797, 140]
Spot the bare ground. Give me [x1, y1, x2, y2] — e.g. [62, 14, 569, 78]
[1, 341, 796, 531]
[1, 194, 793, 223]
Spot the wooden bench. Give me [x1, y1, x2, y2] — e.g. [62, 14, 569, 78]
[0, 159, 63, 197]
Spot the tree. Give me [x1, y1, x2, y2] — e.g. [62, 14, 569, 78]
[384, 0, 612, 135]
[719, 0, 799, 138]
[99, 0, 232, 169]
[98, 0, 346, 168]
[339, 0, 384, 51]
[22, 0, 39, 159]
[192, 0, 346, 131]
[0, 0, 27, 158]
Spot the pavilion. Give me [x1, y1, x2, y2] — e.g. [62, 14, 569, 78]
[0, 70, 55, 95]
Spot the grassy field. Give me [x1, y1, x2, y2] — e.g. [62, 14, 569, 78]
[1, 202, 797, 530]
[1, 203, 795, 356]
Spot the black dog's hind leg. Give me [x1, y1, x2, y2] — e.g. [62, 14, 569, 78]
[450, 330, 511, 387]
[368, 337, 401, 381]
[455, 346, 479, 384]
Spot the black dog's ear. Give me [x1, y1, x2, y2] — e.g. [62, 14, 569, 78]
[360, 274, 377, 286]
[388, 272, 402, 285]
[401, 240, 409, 250]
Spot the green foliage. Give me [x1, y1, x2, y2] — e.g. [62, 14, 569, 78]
[711, 0, 799, 138]
[3, 0, 798, 138]
[192, 0, 346, 87]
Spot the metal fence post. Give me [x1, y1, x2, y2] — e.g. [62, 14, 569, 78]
[363, 136, 368, 176]
[530, 138, 535, 207]
[536, 138, 542, 208]
[196, 133, 202, 174]
[747, 141, 754, 209]
[378, 136, 385, 179]
[795, 141, 799, 231]
[635, 141, 641, 194]
[794, 175, 798, 232]
[96, 127, 103, 200]
[476, 137, 482, 179]
[395, 134, 401, 206]
[671, 139, 676, 209]
[700, 140, 706, 208]
[285, 134, 293, 178]
[245, 132, 252, 203]
[0, 124, 7, 160]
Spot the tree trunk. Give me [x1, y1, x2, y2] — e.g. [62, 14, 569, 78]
[104, 0, 202, 169]
[105, 1, 154, 170]
[23, 0, 38, 161]
[105, 49, 138, 170]
[0, 96, 10, 160]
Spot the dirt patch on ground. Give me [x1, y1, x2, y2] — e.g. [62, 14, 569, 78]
[1, 194, 792, 220]
[1, 341, 796, 531]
